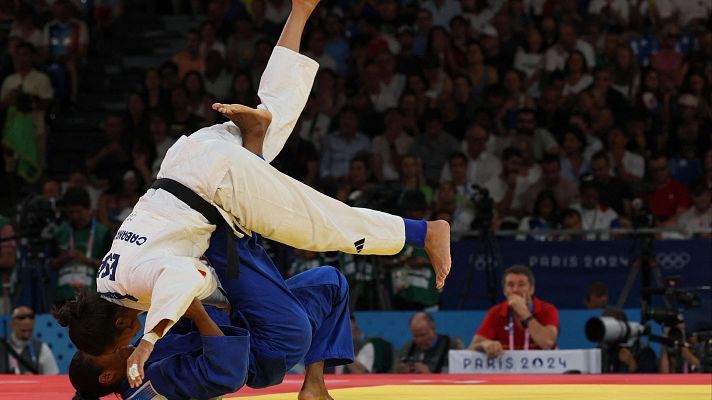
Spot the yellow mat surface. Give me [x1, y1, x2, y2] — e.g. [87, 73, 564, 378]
[231, 384, 712, 400]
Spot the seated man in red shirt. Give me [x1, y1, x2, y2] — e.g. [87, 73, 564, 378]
[645, 154, 691, 227]
[468, 265, 559, 358]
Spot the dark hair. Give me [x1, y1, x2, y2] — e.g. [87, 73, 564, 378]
[503, 265, 536, 287]
[68, 352, 113, 400]
[541, 154, 561, 166]
[61, 187, 91, 209]
[502, 147, 523, 161]
[409, 311, 435, 327]
[448, 151, 468, 164]
[52, 289, 123, 356]
[590, 150, 608, 163]
[533, 190, 558, 218]
[585, 281, 609, 301]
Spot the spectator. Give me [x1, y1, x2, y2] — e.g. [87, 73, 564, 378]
[519, 155, 579, 214]
[397, 312, 464, 373]
[442, 124, 501, 187]
[0, 214, 15, 313]
[335, 154, 377, 206]
[468, 265, 559, 357]
[544, 22, 595, 74]
[421, 0, 462, 30]
[183, 70, 216, 125]
[0, 41, 53, 174]
[122, 93, 149, 143]
[166, 85, 204, 138]
[319, 107, 370, 180]
[203, 50, 233, 102]
[513, 25, 545, 98]
[558, 208, 585, 240]
[198, 20, 225, 58]
[463, 41, 498, 106]
[372, 108, 413, 182]
[296, 94, 331, 151]
[226, 14, 259, 71]
[142, 68, 168, 110]
[697, 148, 712, 191]
[485, 147, 528, 218]
[63, 169, 101, 212]
[411, 110, 459, 185]
[271, 121, 319, 186]
[432, 180, 474, 233]
[250, 0, 280, 38]
[645, 154, 691, 226]
[607, 127, 645, 184]
[96, 169, 142, 234]
[85, 113, 131, 181]
[561, 51, 593, 99]
[601, 308, 658, 373]
[375, 51, 406, 108]
[172, 29, 204, 79]
[41, 0, 88, 102]
[676, 184, 712, 238]
[650, 25, 683, 92]
[0, 306, 59, 374]
[571, 180, 621, 240]
[9, 8, 43, 50]
[559, 126, 590, 183]
[227, 70, 259, 108]
[395, 154, 434, 205]
[447, 152, 474, 199]
[584, 281, 609, 310]
[511, 108, 560, 162]
[517, 190, 558, 241]
[588, 68, 629, 125]
[347, 315, 394, 374]
[589, 150, 632, 217]
[304, 28, 337, 72]
[147, 111, 176, 178]
[50, 187, 111, 306]
[611, 46, 640, 101]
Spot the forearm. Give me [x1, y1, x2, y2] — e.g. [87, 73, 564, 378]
[468, 335, 490, 350]
[526, 320, 557, 349]
[193, 311, 224, 337]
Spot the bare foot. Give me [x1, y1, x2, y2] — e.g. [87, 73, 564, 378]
[425, 220, 451, 289]
[212, 103, 272, 155]
[299, 361, 332, 400]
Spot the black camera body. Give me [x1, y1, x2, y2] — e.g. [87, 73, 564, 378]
[471, 185, 494, 231]
[15, 91, 36, 113]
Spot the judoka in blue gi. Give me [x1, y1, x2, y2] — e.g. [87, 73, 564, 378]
[68, 224, 352, 400]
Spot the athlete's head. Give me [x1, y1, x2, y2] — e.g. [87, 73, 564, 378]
[69, 347, 133, 400]
[53, 289, 142, 356]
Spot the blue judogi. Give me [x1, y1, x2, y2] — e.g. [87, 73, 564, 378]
[117, 224, 354, 399]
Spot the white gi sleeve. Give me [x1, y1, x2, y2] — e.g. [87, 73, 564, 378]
[142, 257, 217, 338]
[257, 46, 319, 163]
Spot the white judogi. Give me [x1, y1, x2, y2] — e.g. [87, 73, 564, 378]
[97, 47, 406, 338]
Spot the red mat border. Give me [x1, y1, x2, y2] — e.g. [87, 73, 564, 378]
[0, 374, 709, 399]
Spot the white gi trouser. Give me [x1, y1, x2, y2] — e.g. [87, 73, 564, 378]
[98, 47, 405, 337]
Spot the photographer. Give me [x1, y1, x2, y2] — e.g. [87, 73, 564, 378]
[600, 309, 658, 373]
[0, 41, 53, 178]
[397, 312, 464, 373]
[658, 325, 703, 373]
[50, 187, 112, 306]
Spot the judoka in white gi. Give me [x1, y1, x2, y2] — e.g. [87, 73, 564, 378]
[54, 0, 451, 394]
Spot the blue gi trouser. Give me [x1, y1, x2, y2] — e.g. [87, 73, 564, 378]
[204, 224, 354, 388]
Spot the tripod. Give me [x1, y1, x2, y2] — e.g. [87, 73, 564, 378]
[11, 237, 54, 314]
[616, 232, 671, 323]
[458, 226, 501, 309]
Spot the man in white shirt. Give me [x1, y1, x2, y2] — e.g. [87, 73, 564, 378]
[544, 22, 595, 73]
[677, 184, 712, 238]
[1, 306, 59, 375]
[571, 181, 620, 240]
[441, 125, 502, 187]
[421, 0, 462, 30]
[607, 128, 645, 183]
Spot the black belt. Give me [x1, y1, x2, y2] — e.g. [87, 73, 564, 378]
[151, 178, 239, 279]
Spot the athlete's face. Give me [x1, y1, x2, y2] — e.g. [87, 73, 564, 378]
[92, 345, 135, 387]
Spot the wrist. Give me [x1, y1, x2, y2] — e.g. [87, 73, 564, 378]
[521, 315, 534, 328]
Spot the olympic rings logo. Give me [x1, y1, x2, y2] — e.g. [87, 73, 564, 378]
[655, 252, 691, 270]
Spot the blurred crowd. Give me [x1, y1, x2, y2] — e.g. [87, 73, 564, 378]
[0, 0, 711, 314]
